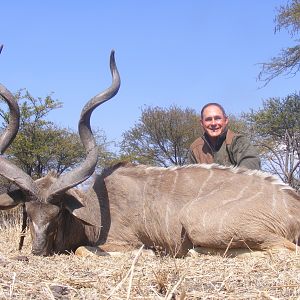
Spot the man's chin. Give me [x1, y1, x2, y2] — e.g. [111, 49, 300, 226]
[208, 131, 222, 137]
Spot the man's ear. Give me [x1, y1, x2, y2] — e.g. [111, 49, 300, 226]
[224, 116, 229, 126]
[199, 117, 204, 127]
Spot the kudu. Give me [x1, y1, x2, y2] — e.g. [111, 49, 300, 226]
[0, 50, 300, 257]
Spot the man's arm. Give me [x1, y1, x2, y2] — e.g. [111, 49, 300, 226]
[231, 135, 261, 170]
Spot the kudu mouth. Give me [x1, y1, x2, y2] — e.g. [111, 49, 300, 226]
[31, 241, 54, 256]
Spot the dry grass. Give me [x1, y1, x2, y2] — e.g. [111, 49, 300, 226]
[0, 222, 300, 299]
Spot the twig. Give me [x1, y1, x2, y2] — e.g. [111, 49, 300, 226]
[150, 286, 164, 298]
[43, 284, 56, 300]
[223, 237, 234, 257]
[106, 245, 144, 300]
[18, 203, 27, 251]
[9, 272, 16, 299]
[164, 273, 185, 300]
[217, 274, 232, 293]
[126, 245, 144, 300]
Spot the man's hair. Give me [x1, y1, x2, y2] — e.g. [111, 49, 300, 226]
[200, 102, 227, 119]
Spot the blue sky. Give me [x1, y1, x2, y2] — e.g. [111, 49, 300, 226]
[1, 1, 299, 147]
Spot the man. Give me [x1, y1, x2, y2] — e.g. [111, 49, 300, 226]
[189, 102, 260, 170]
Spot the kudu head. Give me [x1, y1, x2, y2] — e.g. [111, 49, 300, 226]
[0, 48, 120, 255]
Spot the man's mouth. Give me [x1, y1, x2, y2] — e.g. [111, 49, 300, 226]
[210, 127, 220, 132]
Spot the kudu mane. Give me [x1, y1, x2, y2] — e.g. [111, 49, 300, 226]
[111, 162, 296, 193]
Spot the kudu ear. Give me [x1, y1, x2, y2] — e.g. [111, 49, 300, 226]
[0, 194, 19, 210]
[0, 189, 25, 210]
[63, 189, 101, 228]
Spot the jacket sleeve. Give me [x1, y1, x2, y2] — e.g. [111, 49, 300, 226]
[230, 135, 261, 170]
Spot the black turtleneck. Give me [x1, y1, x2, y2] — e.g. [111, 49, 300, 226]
[203, 128, 228, 152]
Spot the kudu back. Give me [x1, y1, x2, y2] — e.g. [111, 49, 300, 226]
[0, 49, 299, 257]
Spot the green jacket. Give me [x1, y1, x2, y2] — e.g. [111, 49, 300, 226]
[188, 129, 261, 170]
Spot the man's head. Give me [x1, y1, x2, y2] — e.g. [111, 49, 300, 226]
[200, 103, 228, 141]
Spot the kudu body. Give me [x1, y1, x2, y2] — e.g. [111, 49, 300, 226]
[0, 50, 300, 256]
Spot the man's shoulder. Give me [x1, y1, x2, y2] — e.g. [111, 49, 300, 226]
[190, 137, 205, 150]
[230, 131, 253, 148]
[226, 129, 245, 144]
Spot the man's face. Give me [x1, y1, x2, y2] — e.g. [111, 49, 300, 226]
[200, 105, 228, 138]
